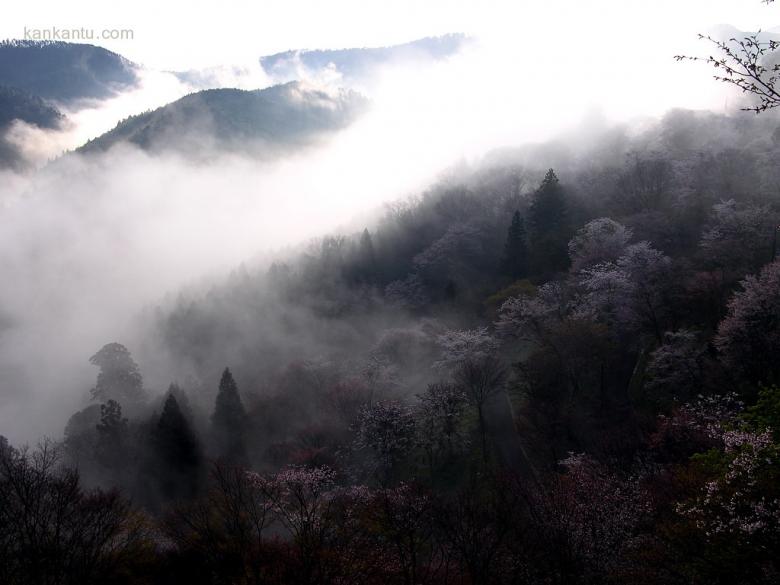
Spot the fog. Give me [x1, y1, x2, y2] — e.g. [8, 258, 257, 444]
[0, 8, 769, 443]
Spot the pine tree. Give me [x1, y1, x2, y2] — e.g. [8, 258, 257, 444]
[528, 169, 571, 273]
[152, 393, 203, 501]
[500, 211, 528, 279]
[354, 228, 377, 283]
[212, 368, 248, 464]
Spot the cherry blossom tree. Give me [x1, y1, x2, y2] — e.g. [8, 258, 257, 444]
[568, 217, 633, 272]
[436, 328, 506, 463]
[496, 283, 571, 346]
[354, 401, 416, 482]
[676, 428, 780, 580]
[715, 260, 780, 386]
[645, 329, 707, 399]
[575, 242, 673, 342]
[526, 453, 651, 582]
[700, 199, 777, 275]
[250, 465, 339, 584]
[416, 382, 469, 472]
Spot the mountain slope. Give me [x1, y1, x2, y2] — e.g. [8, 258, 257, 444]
[0, 85, 65, 169]
[260, 34, 468, 82]
[0, 40, 139, 104]
[77, 81, 369, 157]
[0, 85, 64, 130]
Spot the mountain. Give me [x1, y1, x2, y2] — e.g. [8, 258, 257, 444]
[0, 85, 63, 130]
[0, 40, 139, 104]
[77, 81, 369, 157]
[0, 85, 65, 169]
[259, 34, 469, 83]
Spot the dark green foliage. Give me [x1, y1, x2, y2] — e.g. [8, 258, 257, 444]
[212, 368, 248, 464]
[744, 385, 780, 440]
[500, 211, 528, 280]
[528, 169, 571, 273]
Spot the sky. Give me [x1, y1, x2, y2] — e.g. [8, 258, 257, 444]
[1, 0, 778, 70]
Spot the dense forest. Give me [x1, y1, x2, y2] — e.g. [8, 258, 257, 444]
[3, 103, 780, 583]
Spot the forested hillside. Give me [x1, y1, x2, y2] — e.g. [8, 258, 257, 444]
[0, 40, 139, 103]
[77, 81, 369, 158]
[4, 106, 780, 584]
[0, 85, 64, 168]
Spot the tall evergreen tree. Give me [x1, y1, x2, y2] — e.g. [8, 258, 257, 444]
[212, 368, 248, 464]
[500, 211, 528, 279]
[151, 393, 203, 502]
[528, 169, 571, 273]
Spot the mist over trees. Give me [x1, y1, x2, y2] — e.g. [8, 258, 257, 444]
[2, 100, 778, 582]
[4, 2, 780, 579]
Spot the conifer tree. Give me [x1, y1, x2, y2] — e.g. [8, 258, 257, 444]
[212, 368, 248, 464]
[500, 210, 528, 279]
[152, 393, 203, 501]
[528, 169, 571, 273]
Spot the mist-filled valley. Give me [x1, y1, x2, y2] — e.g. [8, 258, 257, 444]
[3, 1, 780, 584]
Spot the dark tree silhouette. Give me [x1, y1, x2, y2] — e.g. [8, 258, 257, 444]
[89, 342, 145, 405]
[528, 169, 570, 273]
[501, 210, 528, 280]
[95, 399, 128, 472]
[151, 393, 203, 502]
[212, 368, 248, 464]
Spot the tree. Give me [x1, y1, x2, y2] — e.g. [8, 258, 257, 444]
[89, 342, 145, 406]
[95, 399, 128, 473]
[416, 382, 469, 472]
[151, 393, 203, 503]
[645, 329, 707, 400]
[700, 199, 777, 275]
[528, 169, 571, 273]
[212, 368, 248, 464]
[355, 228, 377, 283]
[568, 217, 633, 272]
[715, 260, 780, 387]
[164, 461, 273, 583]
[525, 454, 650, 582]
[0, 440, 150, 584]
[436, 328, 506, 463]
[354, 401, 416, 483]
[359, 483, 438, 585]
[500, 210, 529, 279]
[676, 1, 780, 113]
[576, 241, 673, 342]
[250, 466, 339, 584]
[675, 427, 780, 582]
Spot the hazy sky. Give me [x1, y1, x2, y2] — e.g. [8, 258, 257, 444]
[2, 0, 778, 69]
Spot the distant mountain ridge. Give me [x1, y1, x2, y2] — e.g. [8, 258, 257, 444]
[77, 81, 369, 158]
[0, 40, 139, 104]
[259, 34, 469, 82]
